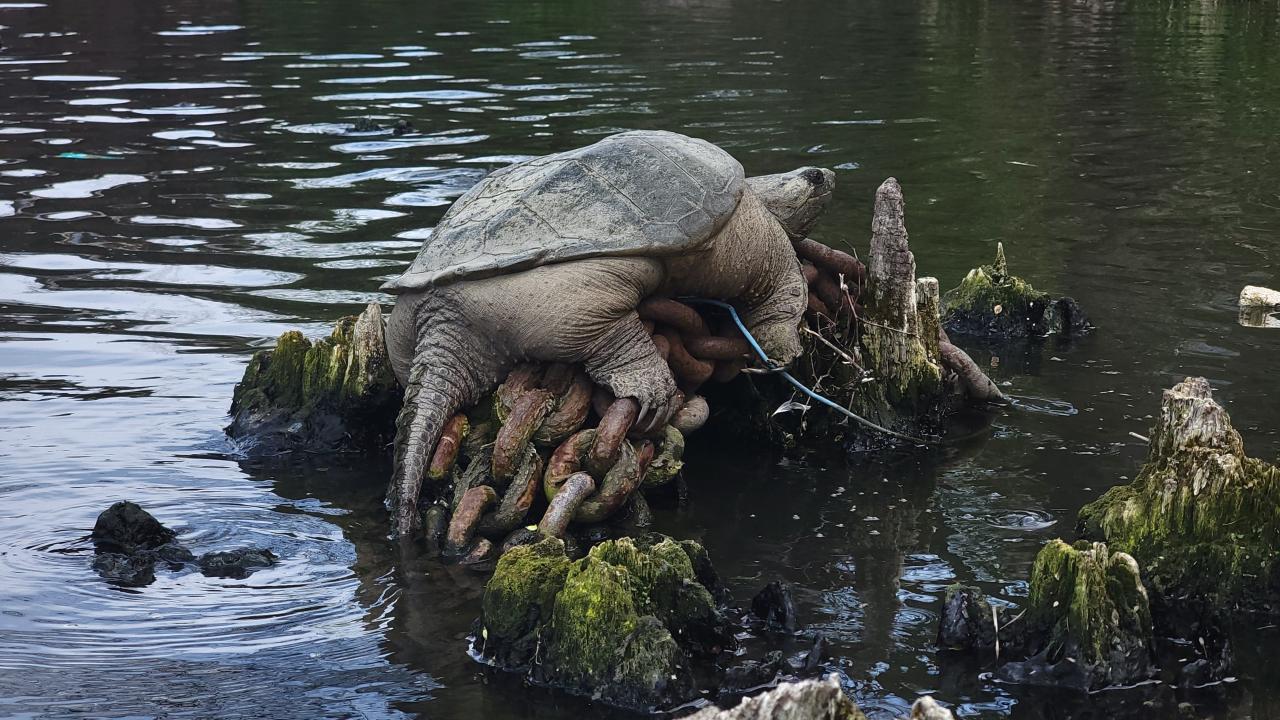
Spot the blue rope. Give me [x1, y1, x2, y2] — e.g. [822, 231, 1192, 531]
[679, 298, 933, 445]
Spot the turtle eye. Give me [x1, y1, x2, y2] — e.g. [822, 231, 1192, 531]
[802, 168, 825, 187]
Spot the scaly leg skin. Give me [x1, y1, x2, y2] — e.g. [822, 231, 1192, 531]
[387, 290, 506, 538]
[582, 310, 680, 432]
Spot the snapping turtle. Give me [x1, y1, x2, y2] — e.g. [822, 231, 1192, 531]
[384, 130, 834, 535]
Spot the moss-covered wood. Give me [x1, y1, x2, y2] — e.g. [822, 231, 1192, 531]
[938, 539, 1154, 690]
[479, 534, 732, 712]
[226, 303, 401, 454]
[1078, 376, 1280, 621]
[942, 242, 1089, 339]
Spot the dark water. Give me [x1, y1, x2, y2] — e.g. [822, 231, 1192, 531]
[1, 0, 1278, 717]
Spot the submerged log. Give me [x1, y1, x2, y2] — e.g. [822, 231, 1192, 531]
[226, 302, 401, 454]
[1078, 377, 1280, 624]
[942, 242, 1089, 340]
[939, 539, 1154, 691]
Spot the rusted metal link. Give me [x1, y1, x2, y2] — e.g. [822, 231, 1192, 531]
[807, 291, 834, 318]
[642, 425, 685, 488]
[446, 485, 497, 555]
[635, 439, 655, 474]
[532, 370, 592, 445]
[795, 237, 866, 286]
[492, 389, 554, 480]
[684, 335, 752, 361]
[477, 446, 544, 537]
[545, 429, 595, 498]
[711, 358, 746, 383]
[670, 395, 708, 435]
[543, 426, 642, 522]
[428, 413, 468, 482]
[939, 341, 1008, 404]
[538, 472, 595, 538]
[638, 297, 710, 337]
[659, 328, 715, 392]
[801, 260, 819, 285]
[575, 440, 640, 523]
[539, 362, 576, 395]
[587, 398, 638, 476]
[495, 363, 543, 414]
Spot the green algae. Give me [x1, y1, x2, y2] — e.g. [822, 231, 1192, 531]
[1025, 539, 1152, 676]
[479, 535, 729, 712]
[481, 537, 572, 651]
[227, 303, 400, 452]
[1077, 376, 1280, 619]
[549, 551, 647, 684]
[942, 242, 1052, 338]
[939, 540, 1154, 690]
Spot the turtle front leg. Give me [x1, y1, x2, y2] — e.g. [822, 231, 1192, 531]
[582, 311, 680, 431]
[739, 256, 808, 367]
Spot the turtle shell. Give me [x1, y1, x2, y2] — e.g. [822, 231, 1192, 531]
[381, 130, 745, 291]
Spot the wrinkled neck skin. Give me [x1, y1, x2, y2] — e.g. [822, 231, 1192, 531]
[660, 190, 807, 362]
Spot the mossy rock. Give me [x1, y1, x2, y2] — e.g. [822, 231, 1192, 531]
[481, 537, 573, 668]
[478, 535, 732, 712]
[939, 540, 1154, 691]
[943, 243, 1088, 339]
[1021, 539, 1154, 687]
[1078, 377, 1280, 622]
[226, 303, 401, 454]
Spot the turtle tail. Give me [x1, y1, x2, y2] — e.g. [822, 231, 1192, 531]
[387, 316, 493, 539]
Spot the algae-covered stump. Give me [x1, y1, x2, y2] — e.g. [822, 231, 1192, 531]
[1078, 376, 1280, 624]
[706, 178, 1003, 451]
[479, 535, 733, 712]
[942, 242, 1089, 340]
[227, 302, 401, 454]
[939, 539, 1154, 691]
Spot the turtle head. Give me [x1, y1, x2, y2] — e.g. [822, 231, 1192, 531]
[747, 166, 836, 238]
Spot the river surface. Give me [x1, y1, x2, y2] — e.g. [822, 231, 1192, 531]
[1, 1, 1277, 718]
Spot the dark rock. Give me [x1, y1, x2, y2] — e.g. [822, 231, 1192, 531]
[92, 501, 176, 555]
[800, 633, 827, 674]
[938, 584, 1010, 651]
[349, 118, 414, 135]
[720, 651, 786, 696]
[751, 581, 798, 632]
[198, 549, 277, 579]
[90, 502, 276, 585]
[91, 553, 155, 588]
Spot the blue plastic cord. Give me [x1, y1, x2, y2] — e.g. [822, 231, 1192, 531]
[680, 298, 932, 445]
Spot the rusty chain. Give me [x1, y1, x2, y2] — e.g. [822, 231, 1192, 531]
[427, 242, 867, 564]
